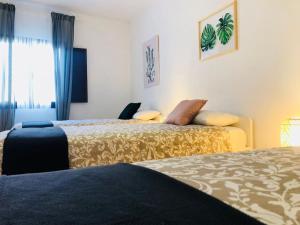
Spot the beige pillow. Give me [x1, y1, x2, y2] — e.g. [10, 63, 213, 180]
[193, 111, 240, 127]
[165, 100, 207, 126]
[133, 110, 161, 121]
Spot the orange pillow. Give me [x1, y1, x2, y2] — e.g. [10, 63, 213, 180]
[165, 100, 207, 126]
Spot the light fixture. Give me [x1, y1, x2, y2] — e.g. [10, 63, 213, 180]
[281, 118, 300, 147]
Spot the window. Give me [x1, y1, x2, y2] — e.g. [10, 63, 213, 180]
[11, 37, 55, 108]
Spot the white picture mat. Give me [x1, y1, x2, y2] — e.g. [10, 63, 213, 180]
[143, 36, 160, 88]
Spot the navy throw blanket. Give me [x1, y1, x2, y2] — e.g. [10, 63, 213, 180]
[2, 127, 69, 175]
[22, 121, 54, 128]
[0, 164, 265, 225]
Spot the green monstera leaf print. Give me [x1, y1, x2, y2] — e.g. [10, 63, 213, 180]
[201, 24, 217, 52]
[216, 13, 234, 45]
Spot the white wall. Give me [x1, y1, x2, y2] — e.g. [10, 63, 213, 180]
[131, 0, 300, 148]
[5, 0, 132, 122]
[71, 13, 132, 119]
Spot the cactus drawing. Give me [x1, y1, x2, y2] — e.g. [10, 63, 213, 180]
[145, 46, 155, 83]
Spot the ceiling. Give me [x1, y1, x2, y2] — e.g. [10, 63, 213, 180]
[18, 0, 157, 20]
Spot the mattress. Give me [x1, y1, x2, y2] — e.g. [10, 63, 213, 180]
[136, 147, 300, 225]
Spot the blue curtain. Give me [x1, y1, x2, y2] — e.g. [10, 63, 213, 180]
[0, 3, 15, 131]
[51, 12, 75, 121]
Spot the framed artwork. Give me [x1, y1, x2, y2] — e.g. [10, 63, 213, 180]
[199, 1, 238, 61]
[143, 35, 160, 88]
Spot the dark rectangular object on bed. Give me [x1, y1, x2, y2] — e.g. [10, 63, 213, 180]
[22, 121, 54, 128]
[0, 164, 264, 225]
[2, 127, 68, 175]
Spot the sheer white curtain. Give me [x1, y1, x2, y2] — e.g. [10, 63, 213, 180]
[12, 37, 55, 108]
[0, 41, 10, 103]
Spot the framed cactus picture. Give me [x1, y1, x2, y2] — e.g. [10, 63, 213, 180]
[143, 35, 160, 88]
[199, 1, 238, 61]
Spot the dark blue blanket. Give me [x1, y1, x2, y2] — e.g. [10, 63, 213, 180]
[22, 121, 54, 128]
[2, 127, 68, 175]
[0, 164, 264, 225]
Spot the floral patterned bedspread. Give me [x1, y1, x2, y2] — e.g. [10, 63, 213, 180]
[136, 148, 300, 225]
[63, 123, 231, 169]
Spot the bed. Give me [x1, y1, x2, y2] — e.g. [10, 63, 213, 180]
[0, 162, 264, 225]
[0, 116, 253, 174]
[0, 147, 298, 225]
[136, 147, 300, 225]
[64, 121, 251, 169]
[13, 118, 158, 129]
[66, 115, 251, 166]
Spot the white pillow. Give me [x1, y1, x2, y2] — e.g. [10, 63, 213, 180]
[133, 110, 161, 121]
[193, 111, 240, 127]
